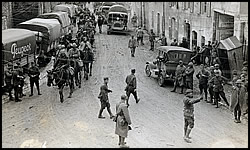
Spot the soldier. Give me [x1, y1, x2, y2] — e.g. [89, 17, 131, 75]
[149, 29, 156, 51]
[97, 15, 104, 33]
[184, 62, 195, 90]
[131, 13, 138, 27]
[16, 62, 26, 98]
[4, 62, 14, 101]
[214, 64, 222, 76]
[97, 77, 115, 119]
[114, 95, 131, 148]
[136, 26, 144, 45]
[125, 69, 140, 106]
[158, 33, 167, 46]
[208, 66, 215, 104]
[170, 39, 178, 46]
[179, 37, 189, 49]
[12, 64, 23, 102]
[230, 79, 248, 123]
[183, 89, 202, 143]
[196, 64, 210, 102]
[128, 35, 138, 57]
[171, 60, 186, 94]
[208, 69, 229, 108]
[28, 62, 41, 97]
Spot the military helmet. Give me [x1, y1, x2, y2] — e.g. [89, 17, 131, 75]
[185, 89, 193, 94]
[236, 79, 243, 84]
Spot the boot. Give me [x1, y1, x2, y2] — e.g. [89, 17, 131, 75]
[98, 109, 105, 119]
[215, 100, 219, 108]
[184, 128, 192, 143]
[179, 86, 184, 94]
[171, 85, 176, 92]
[120, 137, 129, 148]
[107, 107, 115, 119]
[136, 98, 140, 104]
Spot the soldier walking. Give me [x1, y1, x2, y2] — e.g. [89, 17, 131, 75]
[97, 15, 104, 34]
[98, 77, 115, 119]
[4, 62, 14, 101]
[208, 70, 229, 108]
[149, 29, 156, 51]
[125, 69, 140, 106]
[114, 95, 131, 148]
[28, 62, 41, 97]
[171, 60, 186, 94]
[136, 26, 144, 45]
[183, 89, 202, 143]
[128, 35, 138, 57]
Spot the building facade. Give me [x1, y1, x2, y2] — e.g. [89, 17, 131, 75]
[129, 2, 248, 57]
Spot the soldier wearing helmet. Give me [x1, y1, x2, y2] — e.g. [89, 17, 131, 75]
[183, 89, 202, 143]
[136, 26, 144, 45]
[184, 62, 195, 90]
[208, 69, 229, 108]
[230, 79, 248, 123]
[171, 60, 186, 94]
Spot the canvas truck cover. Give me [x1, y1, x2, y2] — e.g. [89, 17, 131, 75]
[53, 4, 75, 18]
[17, 18, 61, 43]
[2, 28, 36, 64]
[108, 5, 128, 14]
[38, 12, 71, 29]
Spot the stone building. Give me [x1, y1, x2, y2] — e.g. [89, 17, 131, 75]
[129, 2, 248, 57]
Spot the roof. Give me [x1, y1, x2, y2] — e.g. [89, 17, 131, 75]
[109, 5, 128, 13]
[218, 36, 242, 50]
[156, 46, 192, 53]
[102, 2, 116, 6]
[2, 28, 35, 44]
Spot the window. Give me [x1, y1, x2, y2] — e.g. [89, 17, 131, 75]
[152, 11, 154, 28]
[199, 2, 202, 14]
[187, 2, 190, 9]
[190, 2, 194, 13]
[207, 2, 211, 17]
[204, 2, 207, 13]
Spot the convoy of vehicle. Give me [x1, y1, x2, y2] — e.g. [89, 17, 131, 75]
[145, 46, 194, 86]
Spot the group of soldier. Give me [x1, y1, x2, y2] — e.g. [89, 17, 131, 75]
[4, 61, 41, 102]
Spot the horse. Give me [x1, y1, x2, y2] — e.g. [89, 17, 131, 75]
[69, 58, 82, 88]
[47, 65, 74, 103]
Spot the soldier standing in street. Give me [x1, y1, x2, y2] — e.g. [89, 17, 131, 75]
[16, 62, 26, 98]
[136, 26, 144, 45]
[171, 60, 186, 94]
[98, 77, 115, 119]
[208, 70, 229, 108]
[4, 62, 14, 101]
[230, 79, 248, 123]
[196, 64, 210, 102]
[97, 15, 104, 34]
[184, 62, 195, 90]
[12, 64, 23, 102]
[183, 89, 202, 143]
[28, 62, 41, 97]
[158, 33, 167, 46]
[114, 95, 131, 148]
[128, 35, 138, 57]
[170, 39, 178, 46]
[149, 29, 156, 51]
[125, 69, 140, 106]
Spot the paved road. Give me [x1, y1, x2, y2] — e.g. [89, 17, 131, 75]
[2, 24, 248, 148]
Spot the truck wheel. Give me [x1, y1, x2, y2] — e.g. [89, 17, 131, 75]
[145, 65, 151, 77]
[158, 74, 165, 87]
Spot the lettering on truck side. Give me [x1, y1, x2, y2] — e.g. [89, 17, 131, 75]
[11, 43, 32, 58]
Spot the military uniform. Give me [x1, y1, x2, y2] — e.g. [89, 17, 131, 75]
[12, 65, 23, 102]
[208, 75, 229, 107]
[171, 64, 186, 93]
[125, 73, 140, 106]
[183, 89, 201, 143]
[16, 63, 25, 97]
[28, 63, 41, 96]
[136, 28, 144, 45]
[196, 68, 210, 101]
[98, 82, 114, 119]
[128, 37, 138, 57]
[149, 31, 156, 51]
[4, 64, 14, 100]
[184, 65, 194, 90]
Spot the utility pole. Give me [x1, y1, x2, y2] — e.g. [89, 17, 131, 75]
[143, 2, 146, 30]
[141, 2, 143, 27]
[163, 2, 165, 35]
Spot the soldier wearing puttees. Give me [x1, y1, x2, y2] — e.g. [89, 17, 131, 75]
[128, 35, 138, 57]
[171, 60, 186, 94]
[183, 89, 202, 143]
[208, 70, 229, 108]
[5, 62, 14, 101]
[125, 69, 140, 106]
[196, 64, 210, 102]
[184, 62, 195, 90]
[149, 29, 156, 51]
[98, 77, 115, 119]
[28, 62, 41, 97]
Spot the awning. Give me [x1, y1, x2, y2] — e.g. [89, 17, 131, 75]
[218, 36, 242, 51]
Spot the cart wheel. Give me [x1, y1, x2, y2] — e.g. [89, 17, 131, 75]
[145, 65, 151, 77]
[158, 74, 165, 87]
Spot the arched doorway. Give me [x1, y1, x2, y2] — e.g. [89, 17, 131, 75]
[192, 30, 197, 50]
[201, 36, 205, 47]
[184, 22, 191, 49]
[169, 17, 177, 41]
